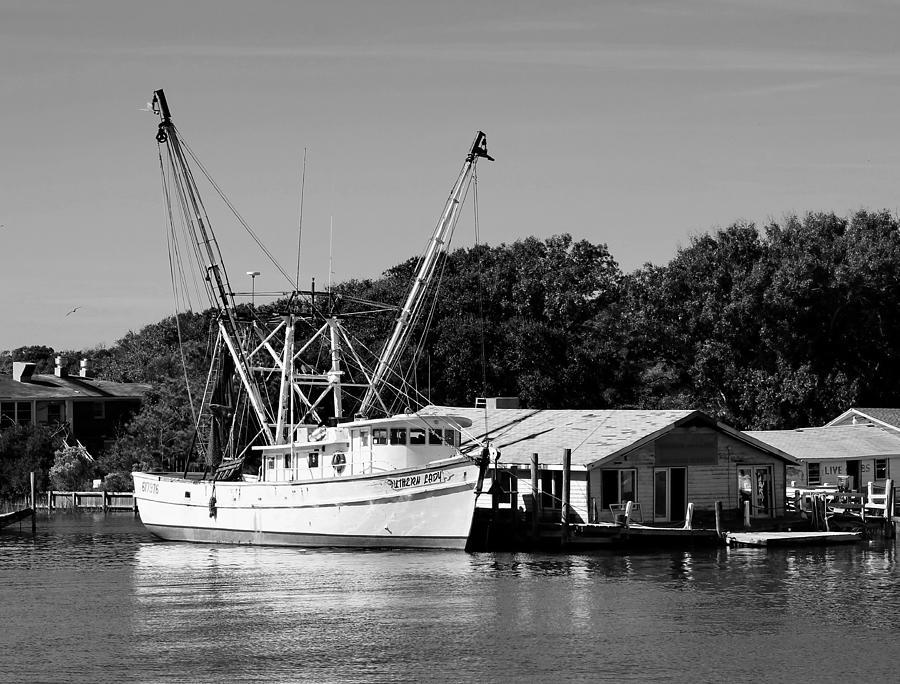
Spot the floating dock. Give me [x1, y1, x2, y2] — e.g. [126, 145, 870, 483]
[726, 530, 863, 547]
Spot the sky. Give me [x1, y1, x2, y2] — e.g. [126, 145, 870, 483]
[3, 0, 900, 352]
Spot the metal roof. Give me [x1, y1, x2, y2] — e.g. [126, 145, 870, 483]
[419, 405, 793, 468]
[0, 373, 150, 401]
[746, 424, 900, 461]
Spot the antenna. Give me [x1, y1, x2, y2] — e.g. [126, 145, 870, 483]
[295, 148, 307, 291]
[328, 215, 334, 290]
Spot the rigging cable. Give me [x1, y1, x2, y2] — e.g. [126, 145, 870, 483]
[159, 146, 197, 425]
[473, 168, 489, 440]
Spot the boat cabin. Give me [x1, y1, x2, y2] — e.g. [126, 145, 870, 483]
[254, 414, 471, 482]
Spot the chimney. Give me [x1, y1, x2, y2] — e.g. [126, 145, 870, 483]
[13, 362, 36, 383]
[79, 358, 91, 378]
[55, 356, 68, 378]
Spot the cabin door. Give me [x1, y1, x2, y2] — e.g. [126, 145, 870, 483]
[653, 467, 687, 522]
[737, 465, 773, 518]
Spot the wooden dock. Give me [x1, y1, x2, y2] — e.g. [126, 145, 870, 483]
[726, 531, 863, 547]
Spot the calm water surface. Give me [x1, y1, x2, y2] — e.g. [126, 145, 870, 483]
[1, 513, 899, 683]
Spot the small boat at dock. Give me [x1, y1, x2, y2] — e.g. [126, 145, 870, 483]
[0, 508, 34, 530]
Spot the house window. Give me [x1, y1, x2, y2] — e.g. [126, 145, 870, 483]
[807, 463, 821, 486]
[409, 428, 426, 445]
[15, 402, 32, 426]
[600, 469, 637, 510]
[47, 402, 62, 424]
[92, 402, 105, 419]
[0, 402, 15, 426]
[541, 470, 563, 509]
[372, 429, 388, 445]
[875, 459, 888, 480]
[389, 428, 407, 445]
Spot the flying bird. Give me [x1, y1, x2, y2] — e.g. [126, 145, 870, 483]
[66, 306, 81, 317]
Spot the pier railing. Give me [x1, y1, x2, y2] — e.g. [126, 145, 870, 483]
[44, 490, 136, 512]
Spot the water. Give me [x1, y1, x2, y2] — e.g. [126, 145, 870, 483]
[1, 514, 899, 683]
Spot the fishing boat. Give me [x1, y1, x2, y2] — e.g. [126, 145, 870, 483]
[133, 90, 493, 549]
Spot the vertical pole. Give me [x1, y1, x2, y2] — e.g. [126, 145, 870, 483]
[684, 502, 694, 530]
[715, 500, 723, 538]
[72, 491, 77, 510]
[530, 453, 540, 543]
[624, 501, 633, 530]
[30, 471, 36, 533]
[743, 500, 751, 529]
[47, 491, 51, 512]
[102, 490, 108, 512]
[885, 479, 895, 539]
[561, 448, 571, 548]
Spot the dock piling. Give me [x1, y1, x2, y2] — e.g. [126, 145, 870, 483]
[561, 448, 571, 548]
[530, 453, 539, 542]
[715, 501, 723, 538]
[684, 502, 694, 530]
[30, 471, 36, 533]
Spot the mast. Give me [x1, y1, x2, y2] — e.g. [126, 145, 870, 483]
[358, 132, 492, 417]
[153, 89, 275, 446]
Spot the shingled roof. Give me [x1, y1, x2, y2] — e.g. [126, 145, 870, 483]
[826, 408, 900, 432]
[747, 423, 900, 461]
[0, 373, 150, 401]
[421, 405, 794, 468]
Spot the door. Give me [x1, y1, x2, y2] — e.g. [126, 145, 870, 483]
[654, 467, 687, 522]
[738, 465, 773, 518]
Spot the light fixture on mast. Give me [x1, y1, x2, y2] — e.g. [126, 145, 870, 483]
[246, 271, 260, 307]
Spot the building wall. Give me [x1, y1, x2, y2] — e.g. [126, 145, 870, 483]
[587, 428, 788, 521]
[788, 456, 898, 490]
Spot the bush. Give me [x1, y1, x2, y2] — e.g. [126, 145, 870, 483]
[48, 444, 96, 491]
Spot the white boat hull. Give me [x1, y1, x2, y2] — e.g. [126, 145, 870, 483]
[133, 457, 482, 549]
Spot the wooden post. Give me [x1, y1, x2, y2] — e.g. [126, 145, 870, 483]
[743, 500, 751, 529]
[47, 491, 52, 512]
[683, 502, 694, 530]
[885, 479, 895, 539]
[72, 491, 77, 510]
[624, 501, 633, 530]
[530, 453, 540, 542]
[30, 471, 36, 533]
[102, 489, 108, 512]
[561, 448, 571, 547]
[715, 501, 723, 538]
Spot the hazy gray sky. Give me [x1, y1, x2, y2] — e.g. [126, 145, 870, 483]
[3, 0, 900, 352]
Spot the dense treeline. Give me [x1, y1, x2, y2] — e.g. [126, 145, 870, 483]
[3, 209, 900, 493]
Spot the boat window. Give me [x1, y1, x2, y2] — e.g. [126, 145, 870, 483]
[360, 429, 370, 446]
[308, 452, 319, 468]
[266, 457, 275, 470]
[284, 455, 292, 469]
[409, 428, 426, 445]
[428, 429, 443, 445]
[332, 452, 346, 475]
[445, 429, 459, 446]
[373, 429, 388, 445]
[390, 428, 407, 445]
